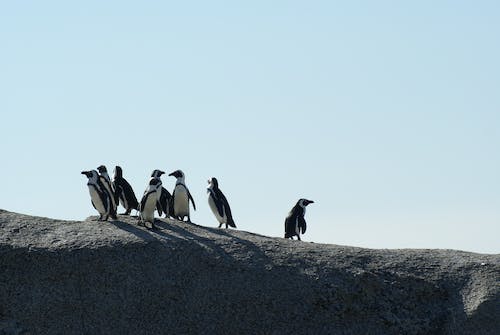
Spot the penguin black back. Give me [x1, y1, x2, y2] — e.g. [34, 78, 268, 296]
[113, 165, 139, 215]
[207, 177, 236, 228]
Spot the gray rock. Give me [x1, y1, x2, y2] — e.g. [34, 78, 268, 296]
[0, 209, 498, 334]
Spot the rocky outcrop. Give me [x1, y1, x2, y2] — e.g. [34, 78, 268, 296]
[0, 209, 498, 334]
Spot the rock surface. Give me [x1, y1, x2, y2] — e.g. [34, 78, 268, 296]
[0, 209, 498, 335]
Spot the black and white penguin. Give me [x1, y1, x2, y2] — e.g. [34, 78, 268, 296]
[81, 170, 112, 221]
[169, 170, 196, 222]
[284, 199, 314, 240]
[139, 177, 162, 229]
[97, 165, 117, 219]
[113, 166, 139, 215]
[150, 169, 173, 218]
[207, 177, 236, 229]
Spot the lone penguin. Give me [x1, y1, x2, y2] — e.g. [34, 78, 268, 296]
[81, 170, 112, 221]
[97, 165, 117, 219]
[284, 199, 314, 240]
[169, 170, 196, 222]
[139, 177, 162, 229]
[113, 166, 139, 215]
[207, 177, 236, 228]
[151, 169, 173, 218]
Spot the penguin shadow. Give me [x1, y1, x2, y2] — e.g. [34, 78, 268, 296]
[108, 216, 276, 271]
[209, 228, 276, 267]
[108, 216, 199, 245]
[153, 219, 220, 246]
[153, 220, 275, 269]
[148, 219, 188, 243]
[109, 217, 318, 289]
[108, 218, 156, 241]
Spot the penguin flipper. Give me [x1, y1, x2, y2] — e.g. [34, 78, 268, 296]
[218, 191, 235, 227]
[170, 189, 176, 217]
[140, 193, 148, 213]
[214, 196, 224, 219]
[121, 179, 139, 210]
[227, 217, 236, 228]
[113, 182, 121, 205]
[158, 187, 171, 217]
[284, 213, 294, 236]
[298, 216, 307, 234]
[156, 201, 163, 216]
[188, 190, 196, 211]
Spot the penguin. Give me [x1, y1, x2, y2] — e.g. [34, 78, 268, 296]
[81, 170, 111, 221]
[139, 177, 162, 229]
[284, 199, 314, 241]
[150, 169, 173, 218]
[169, 170, 196, 222]
[207, 177, 236, 229]
[113, 166, 139, 215]
[97, 165, 117, 219]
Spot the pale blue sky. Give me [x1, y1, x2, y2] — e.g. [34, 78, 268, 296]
[1, 1, 499, 253]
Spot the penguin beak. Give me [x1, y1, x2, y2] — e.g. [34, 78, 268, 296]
[81, 171, 90, 177]
[159, 171, 165, 175]
[307, 200, 314, 205]
[169, 170, 183, 178]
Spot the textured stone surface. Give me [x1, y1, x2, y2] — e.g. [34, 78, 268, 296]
[0, 209, 498, 335]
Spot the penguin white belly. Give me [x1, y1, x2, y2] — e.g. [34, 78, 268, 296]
[208, 194, 225, 224]
[141, 194, 157, 223]
[174, 186, 189, 216]
[89, 186, 107, 215]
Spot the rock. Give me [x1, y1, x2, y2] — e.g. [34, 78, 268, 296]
[0, 210, 498, 334]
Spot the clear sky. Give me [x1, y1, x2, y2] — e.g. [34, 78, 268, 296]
[1, 1, 498, 253]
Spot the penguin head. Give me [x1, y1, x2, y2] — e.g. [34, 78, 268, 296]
[114, 166, 123, 178]
[81, 170, 99, 182]
[207, 177, 219, 189]
[168, 170, 184, 179]
[151, 169, 165, 178]
[97, 165, 107, 174]
[149, 178, 161, 186]
[298, 199, 314, 207]
[148, 177, 162, 191]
